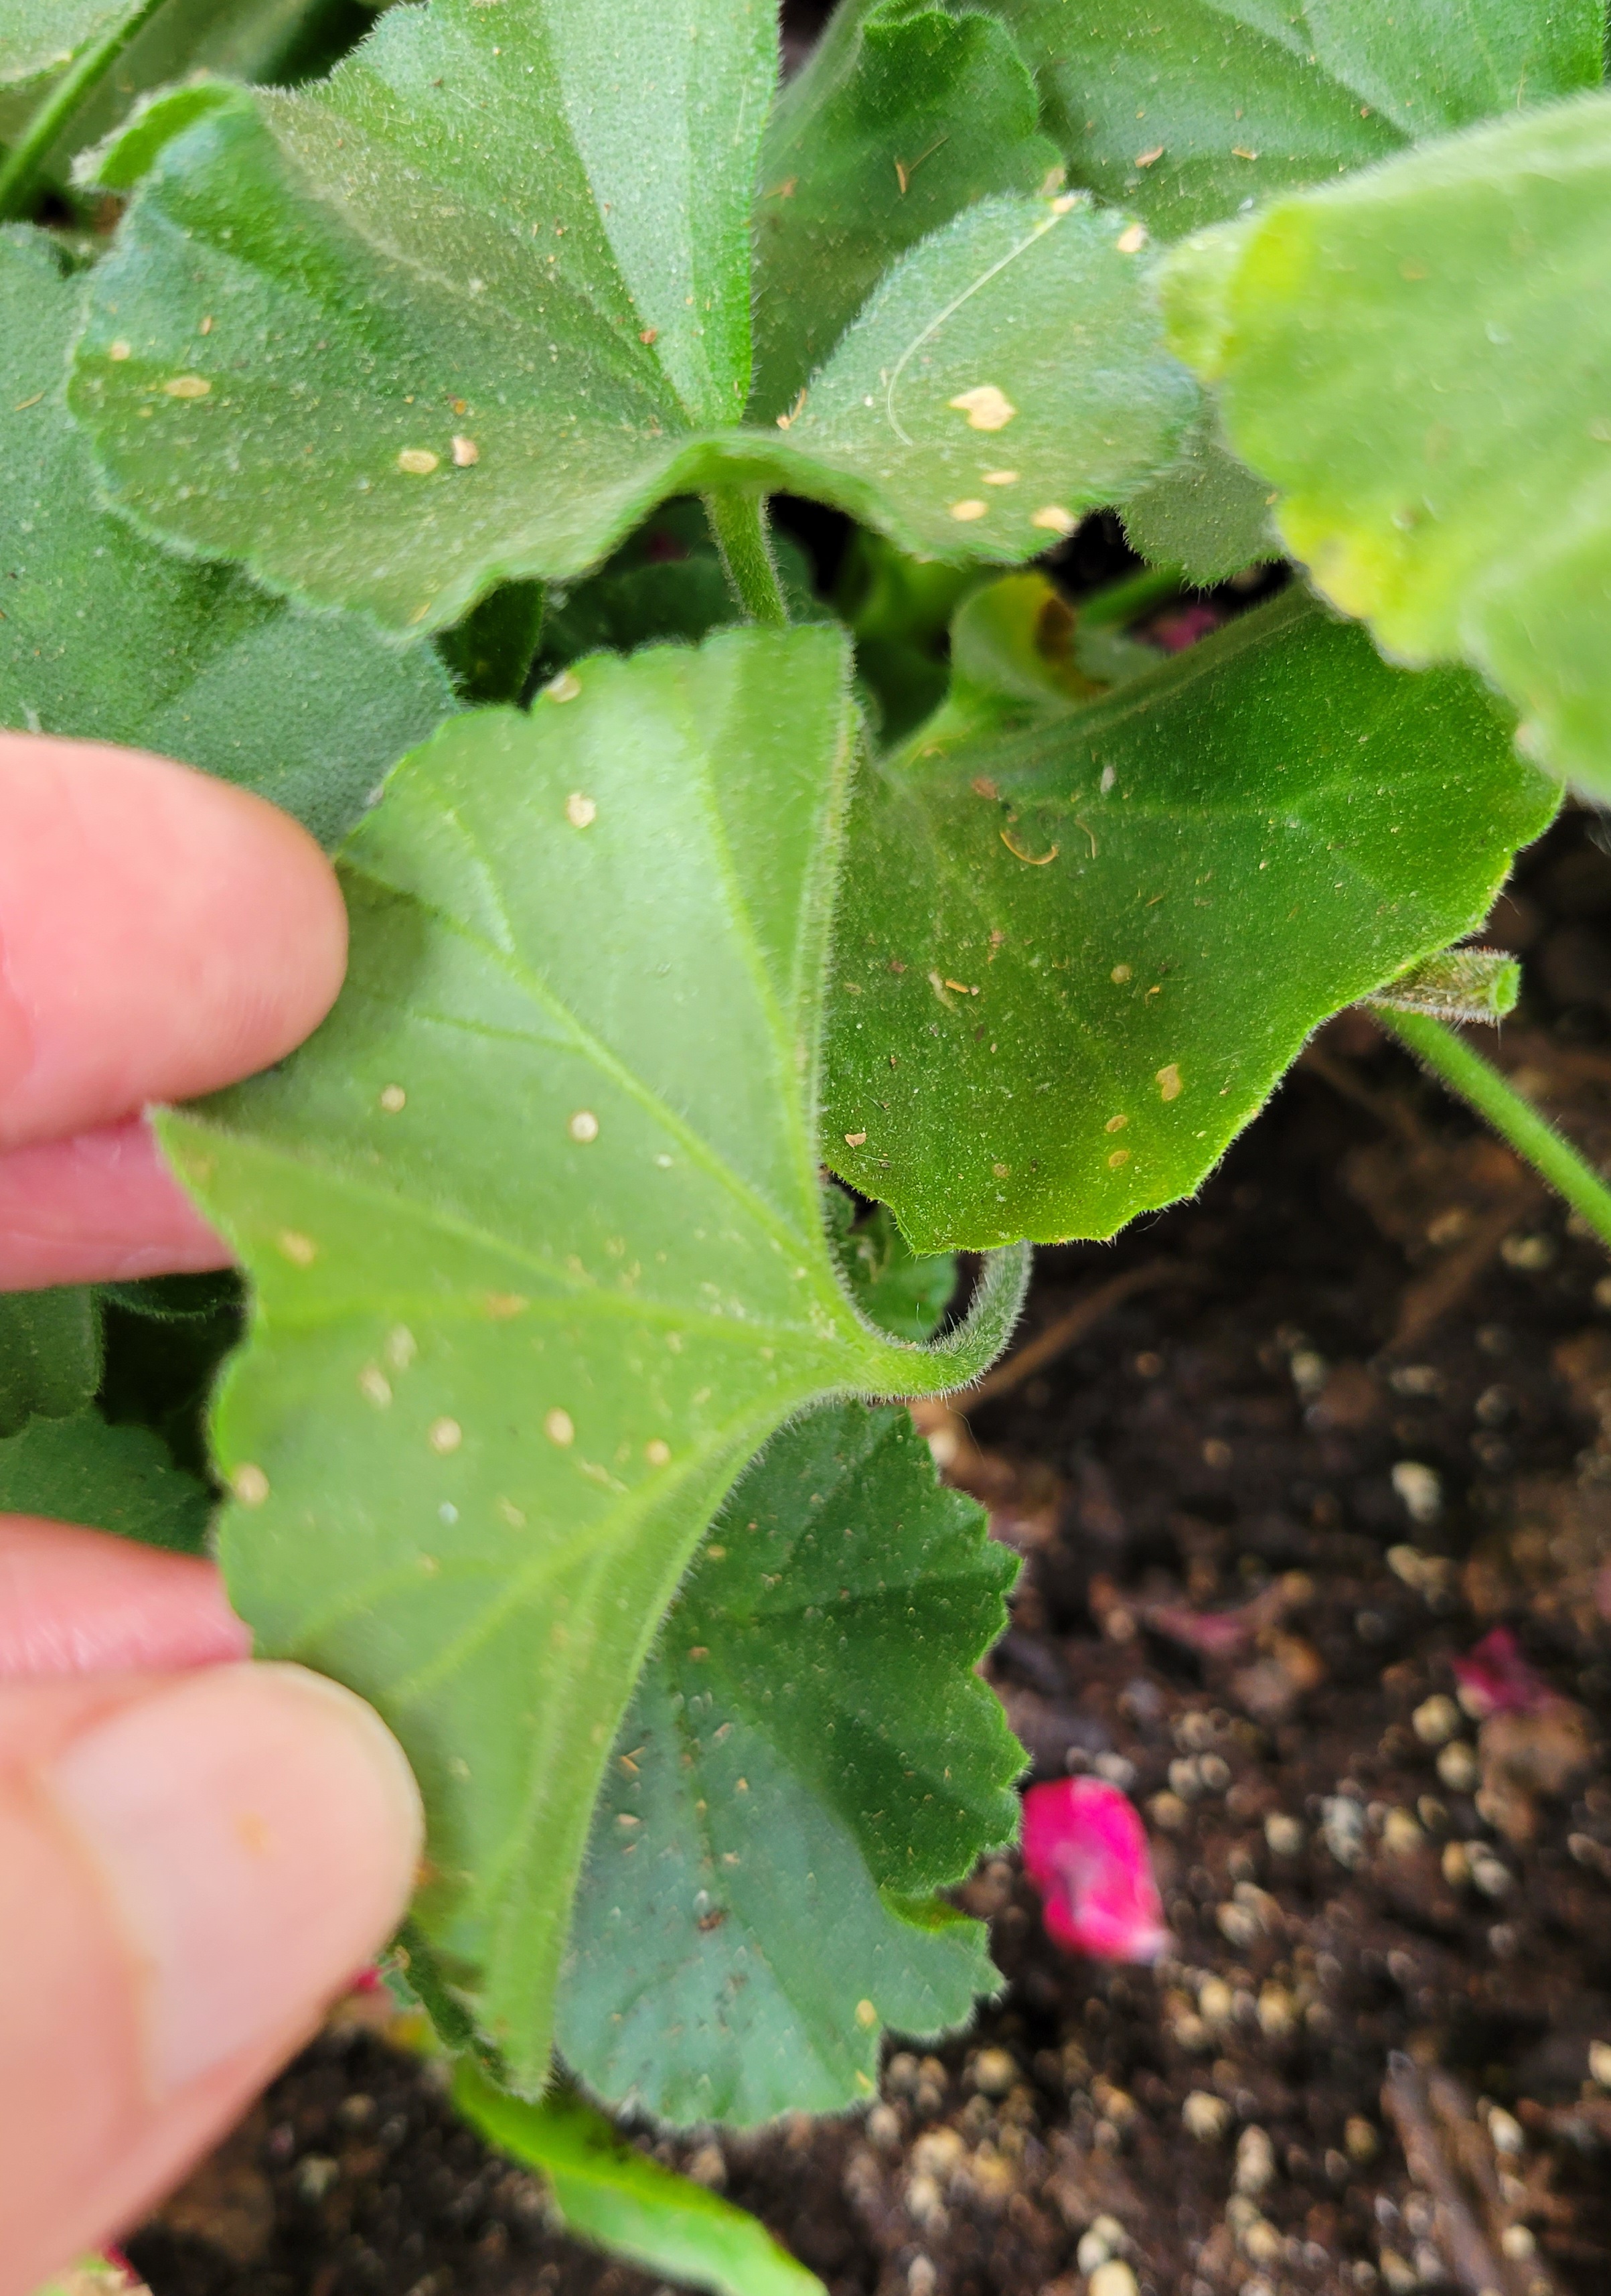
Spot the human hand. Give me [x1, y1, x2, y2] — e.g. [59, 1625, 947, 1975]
[0, 735, 423, 2296]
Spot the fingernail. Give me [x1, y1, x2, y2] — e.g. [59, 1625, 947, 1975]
[44, 1663, 423, 2095]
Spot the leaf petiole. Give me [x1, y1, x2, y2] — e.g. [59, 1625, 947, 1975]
[0, 0, 172, 220]
[702, 491, 789, 629]
[1376, 1007, 1611, 1253]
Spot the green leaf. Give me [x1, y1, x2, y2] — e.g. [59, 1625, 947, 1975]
[970, 0, 1604, 237]
[98, 1271, 244, 1321]
[0, 1287, 99, 1437]
[558, 1400, 1014, 2125]
[452, 2062, 826, 2296]
[439, 582, 547, 707]
[0, 1409, 210, 1551]
[826, 1191, 956, 1344]
[1, 0, 374, 212]
[1161, 90, 1611, 801]
[824, 587, 1559, 1250]
[68, 0, 1194, 632]
[750, 0, 1061, 415]
[1120, 424, 1278, 583]
[158, 625, 1027, 2092]
[0, 0, 126, 86]
[0, 228, 453, 845]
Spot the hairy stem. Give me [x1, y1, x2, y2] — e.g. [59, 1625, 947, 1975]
[704, 490, 789, 628]
[0, 0, 172, 219]
[1379, 1008, 1611, 1251]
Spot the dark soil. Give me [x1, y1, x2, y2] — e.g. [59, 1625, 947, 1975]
[125, 810, 1611, 2296]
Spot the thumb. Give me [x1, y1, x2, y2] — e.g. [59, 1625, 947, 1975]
[0, 1661, 422, 2296]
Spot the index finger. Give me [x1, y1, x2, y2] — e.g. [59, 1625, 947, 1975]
[0, 735, 348, 1287]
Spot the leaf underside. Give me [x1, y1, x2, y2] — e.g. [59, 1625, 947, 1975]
[161, 625, 1026, 2094]
[0, 228, 454, 845]
[1161, 90, 1611, 802]
[558, 1400, 1017, 2127]
[70, 0, 1194, 632]
[824, 586, 1559, 1250]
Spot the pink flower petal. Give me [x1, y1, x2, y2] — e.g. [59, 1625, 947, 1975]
[1021, 1777, 1170, 1963]
[1451, 1626, 1556, 1719]
[1147, 603, 1225, 654]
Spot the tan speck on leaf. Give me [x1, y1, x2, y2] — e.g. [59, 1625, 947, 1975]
[397, 447, 439, 474]
[429, 1417, 462, 1455]
[451, 433, 479, 465]
[358, 1365, 392, 1408]
[565, 790, 597, 825]
[163, 374, 210, 399]
[948, 384, 1017, 433]
[950, 498, 988, 521]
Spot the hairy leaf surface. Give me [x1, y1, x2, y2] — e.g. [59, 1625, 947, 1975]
[751, 0, 1059, 414]
[1162, 91, 1611, 799]
[453, 2064, 827, 2296]
[70, 0, 1193, 631]
[0, 0, 125, 84]
[1120, 425, 1278, 583]
[0, 229, 453, 844]
[558, 1401, 1015, 2125]
[826, 589, 1558, 1249]
[968, 0, 1603, 236]
[161, 626, 1026, 2090]
[0, 1287, 99, 1436]
[0, 1409, 210, 1551]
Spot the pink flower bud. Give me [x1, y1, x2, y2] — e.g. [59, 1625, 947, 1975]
[1451, 1626, 1555, 1719]
[1020, 1777, 1170, 1962]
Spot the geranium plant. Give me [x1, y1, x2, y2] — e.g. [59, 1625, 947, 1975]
[3, 0, 1610, 2277]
